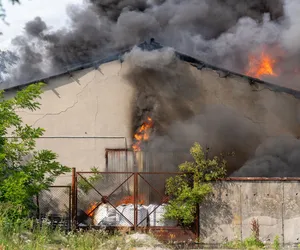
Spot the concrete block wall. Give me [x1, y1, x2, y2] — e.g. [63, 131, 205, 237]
[200, 181, 300, 245]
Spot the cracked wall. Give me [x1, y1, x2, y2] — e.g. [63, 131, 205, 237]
[7, 57, 300, 183]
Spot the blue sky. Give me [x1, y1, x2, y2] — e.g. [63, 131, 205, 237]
[0, 0, 82, 49]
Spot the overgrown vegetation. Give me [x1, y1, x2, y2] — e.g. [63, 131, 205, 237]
[0, 211, 144, 250]
[0, 202, 156, 249]
[224, 219, 265, 249]
[0, 83, 70, 218]
[164, 142, 231, 226]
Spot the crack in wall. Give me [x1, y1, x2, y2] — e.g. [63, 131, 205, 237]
[32, 70, 98, 127]
[28, 61, 122, 128]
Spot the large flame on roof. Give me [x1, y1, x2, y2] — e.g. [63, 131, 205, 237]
[132, 117, 154, 152]
[246, 50, 278, 79]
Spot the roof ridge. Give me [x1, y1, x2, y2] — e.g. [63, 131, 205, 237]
[4, 38, 300, 99]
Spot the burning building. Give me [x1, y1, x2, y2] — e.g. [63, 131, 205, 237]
[2, 0, 300, 180]
[2, 39, 300, 182]
[2, 0, 300, 243]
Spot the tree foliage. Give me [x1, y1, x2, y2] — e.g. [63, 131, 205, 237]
[0, 0, 20, 22]
[0, 83, 70, 216]
[164, 142, 230, 226]
[77, 167, 103, 194]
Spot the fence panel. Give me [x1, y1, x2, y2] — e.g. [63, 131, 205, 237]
[76, 172, 135, 227]
[75, 171, 197, 242]
[37, 186, 71, 230]
[136, 173, 178, 228]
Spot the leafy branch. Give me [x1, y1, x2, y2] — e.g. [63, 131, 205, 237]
[164, 142, 233, 226]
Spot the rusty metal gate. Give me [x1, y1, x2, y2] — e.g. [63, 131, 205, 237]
[72, 168, 197, 241]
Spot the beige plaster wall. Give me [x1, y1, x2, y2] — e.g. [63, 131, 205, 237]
[11, 60, 135, 184]
[6, 58, 300, 183]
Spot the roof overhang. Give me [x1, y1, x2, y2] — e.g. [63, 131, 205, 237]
[4, 38, 300, 99]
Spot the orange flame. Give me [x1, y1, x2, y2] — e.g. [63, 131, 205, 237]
[86, 202, 99, 217]
[246, 50, 278, 79]
[116, 195, 145, 206]
[132, 117, 154, 152]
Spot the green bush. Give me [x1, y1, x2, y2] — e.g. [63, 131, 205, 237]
[164, 142, 230, 226]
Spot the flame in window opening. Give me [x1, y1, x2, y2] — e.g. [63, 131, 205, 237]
[132, 117, 154, 152]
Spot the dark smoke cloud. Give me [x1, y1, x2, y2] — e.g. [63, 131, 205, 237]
[24, 17, 47, 37]
[124, 47, 201, 135]
[3, 0, 297, 89]
[0, 50, 18, 83]
[123, 47, 300, 176]
[232, 136, 300, 177]
[124, 47, 263, 173]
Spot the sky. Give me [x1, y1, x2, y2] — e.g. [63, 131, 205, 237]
[0, 0, 82, 49]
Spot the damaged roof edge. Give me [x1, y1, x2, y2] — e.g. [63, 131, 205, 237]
[4, 38, 300, 99]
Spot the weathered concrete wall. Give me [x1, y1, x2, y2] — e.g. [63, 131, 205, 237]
[200, 181, 300, 245]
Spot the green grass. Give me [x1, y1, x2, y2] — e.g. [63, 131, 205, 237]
[223, 235, 265, 250]
[0, 202, 152, 250]
[0, 220, 148, 250]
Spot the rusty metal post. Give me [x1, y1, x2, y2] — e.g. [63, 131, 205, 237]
[134, 172, 138, 231]
[68, 186, 72, 231]
[195, 204, 200, 241]
[71, 167, 77, 230]
[282, 182, 285, 245]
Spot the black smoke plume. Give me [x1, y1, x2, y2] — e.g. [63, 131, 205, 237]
[3, 0, 298, 89]
[123, 46, 300, 176]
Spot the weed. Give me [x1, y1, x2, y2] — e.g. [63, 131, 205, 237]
[251, 218, 260, 241]
[223, 219, 265, 249]
[223, 238, 243, 249]
[224, 236, 265, 249]
[273, 235, 280, 250]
